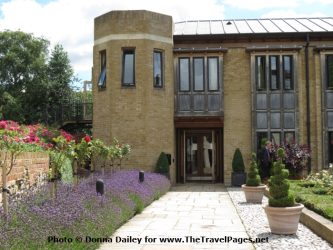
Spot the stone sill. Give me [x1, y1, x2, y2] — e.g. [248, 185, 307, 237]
[264, 188, 333, 245]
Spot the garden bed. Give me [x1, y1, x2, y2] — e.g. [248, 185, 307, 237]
[0, 170, 170, 250]
[289, 180, 333, 222]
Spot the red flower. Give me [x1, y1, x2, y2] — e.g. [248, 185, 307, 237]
[84, 135, 91, 143]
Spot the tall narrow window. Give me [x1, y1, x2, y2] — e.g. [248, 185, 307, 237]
[256, 56, 266, 90]
[98, 50, 106, 89]
[208, 57, 219, 91]
[327, 55, 333, 89]
[193, 57, 204, 91]
[328, 132, 333, 164]
[153, 51, 163, 88]
[122, 49, 135, 86]
[179, 58, 190, 91]
[269, 56, 279, 90]
[283, 55, 293, 90]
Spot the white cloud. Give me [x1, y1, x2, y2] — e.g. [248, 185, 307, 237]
[0, 0, 225, 81]
[261, 9, 328, 18]
[223, 0, 299, 11]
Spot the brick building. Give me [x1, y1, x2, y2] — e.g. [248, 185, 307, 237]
[92, 10, 333, 185]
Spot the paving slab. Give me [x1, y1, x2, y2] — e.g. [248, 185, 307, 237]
[98, 183, 254, 250]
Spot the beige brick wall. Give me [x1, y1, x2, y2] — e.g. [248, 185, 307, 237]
[93, 10, 176, 183]
[223, 48, 252, 185]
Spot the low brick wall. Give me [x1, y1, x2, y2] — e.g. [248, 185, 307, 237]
[0, 152, 49, 204]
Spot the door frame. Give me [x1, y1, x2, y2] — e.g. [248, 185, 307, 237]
[176, 128, 223, 183]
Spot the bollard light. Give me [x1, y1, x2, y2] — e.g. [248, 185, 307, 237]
[139, 171, 144, 182]
[96, 179, 104, 196]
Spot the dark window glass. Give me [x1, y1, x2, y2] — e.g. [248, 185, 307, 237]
[269, 56, 279, 90]
[179, 58, 190, 91]
[284, 132, 295, 143]
[257, 132, 268, 155]
[193, 57, 204, 91]
[271, 132, 281, 145]
[98, 50, 106, 89]
[327, 55, 333, 89]
[329, 132, 333, 164]
[153, 51, 163, 88]
[122, 50, 135, 86]
[283, 55, 293, 90]
[256, 56, 266, 90]
[208, 57, 219, 91]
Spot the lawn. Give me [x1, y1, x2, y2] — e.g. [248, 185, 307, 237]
[289, 180, 333, 222]
[0, 170, 170, 250]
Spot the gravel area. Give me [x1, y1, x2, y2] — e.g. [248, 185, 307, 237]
[227, 187, 333, 250]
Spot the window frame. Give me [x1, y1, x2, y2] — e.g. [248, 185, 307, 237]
[193, 57, 205, 92]
[122, 48, 135, 87]
[179, 57, 191, 92]
[97, 50, 106, 90]
[283, 55, 294, 90]
[255, 56, 266, 91]
[269, 55, 280, 90]
[207, 56, 219, 91]
[326, 54, 333, 89]
[153, 50, 163, 88]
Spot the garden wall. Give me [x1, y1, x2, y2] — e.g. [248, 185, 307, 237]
[0, 152, 49, 205]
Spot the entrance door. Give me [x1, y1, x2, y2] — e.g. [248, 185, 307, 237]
[185, 132, 214, 180]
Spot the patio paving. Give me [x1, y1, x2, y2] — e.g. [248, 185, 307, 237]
[98, 183, 254, 250]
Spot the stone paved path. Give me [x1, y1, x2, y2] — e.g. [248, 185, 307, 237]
[99, 183, 254, 250]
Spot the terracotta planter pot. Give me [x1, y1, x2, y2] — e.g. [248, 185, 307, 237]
[241, 184, 267, 203]
[263, 203, 304, 234]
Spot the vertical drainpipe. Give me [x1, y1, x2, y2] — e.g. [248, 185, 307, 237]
[305, 33, 311, 173]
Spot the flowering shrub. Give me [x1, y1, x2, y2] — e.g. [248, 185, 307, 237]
[303, 166, 333, 195]
[271, 141, 311, 173]
[0, 170, 170, 249]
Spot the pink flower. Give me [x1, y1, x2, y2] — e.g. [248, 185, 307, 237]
[84, 135, 91, 143]
[0, 120, 7, 129]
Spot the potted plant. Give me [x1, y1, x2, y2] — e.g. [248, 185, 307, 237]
[156, 152, 170, 178]
[231, 148, 246, 186]
[241, 152, 266, 203]
[263, 148, 304, 234]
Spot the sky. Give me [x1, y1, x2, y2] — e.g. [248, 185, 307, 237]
[0, 0, 332, 87]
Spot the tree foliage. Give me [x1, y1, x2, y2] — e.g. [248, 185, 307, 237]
[0, 30, 76, 124]
[232, 148, 245, 173]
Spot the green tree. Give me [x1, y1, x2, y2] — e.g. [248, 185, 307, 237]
[0, 31, 76, 124]
[46, 44, 75, 124]
[0, 30, 49, 123]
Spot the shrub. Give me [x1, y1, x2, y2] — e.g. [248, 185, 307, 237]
[268, 148, 295, 207]
[246, 153, 261, 186]
[155, 152, 169, 176]
[232, 148, 245, 173]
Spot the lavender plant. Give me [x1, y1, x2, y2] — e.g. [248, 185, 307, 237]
[0, 170, 170, 249]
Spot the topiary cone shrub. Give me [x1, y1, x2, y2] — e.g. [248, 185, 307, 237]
[246, 153, 261, 186]
[155, 152, 169, 178]
[268, 148, 295, 207]
[232, 148, 245, 173]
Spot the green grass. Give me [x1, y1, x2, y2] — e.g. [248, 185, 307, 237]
[289, 180, 333, 222]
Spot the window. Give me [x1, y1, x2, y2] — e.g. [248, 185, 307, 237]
[328, 132, 333, 164]
[122, 49, 135, 86]
[179, 58, 190, 91]
[269, 56, 279, 90]
[256, 56, 266, 90]
[98, 50, 106, 89]
[253, 54, 296, 152]
[193, 57, 204, 91]
[153, 51, 163, 88]
[327, 55, 333, 89]
[283, 55, 293, 90]
[208, 57, 219, 91]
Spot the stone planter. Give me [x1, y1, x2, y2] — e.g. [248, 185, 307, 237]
[231, 172, 246, 186]
[241, 184, 266, 203]
[263, 203, 304, 234]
